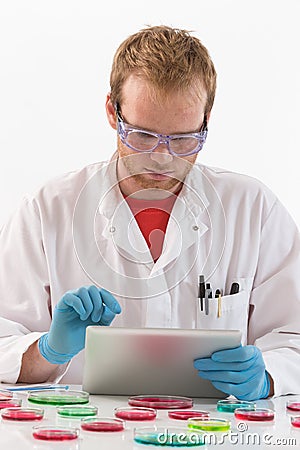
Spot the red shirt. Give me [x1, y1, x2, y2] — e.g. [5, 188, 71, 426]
[125, 194, 178, 262]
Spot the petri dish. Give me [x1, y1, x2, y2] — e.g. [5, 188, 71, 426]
[32, 426, 79, 441]
[168, 410, 209, 420]
[217, 399, 256, 413]
[57, 405, 98, 418]
[1, 407, 44, 421]
[28, 389, 89, 406]
[0, 389, 13, 401]
[188, 417, 231, 432]
[234, 408, 275, 422]
[290, 416, 300, 429]
[286, 400, 300, 412]
[115, 406, 156, 421]
[81, 417, 125, 432]
[0, 398, 22, 409]
[128, 395, 193, 409]
[134, 426, 207, 447]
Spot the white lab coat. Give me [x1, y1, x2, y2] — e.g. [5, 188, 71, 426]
[0, 154, 299, 396]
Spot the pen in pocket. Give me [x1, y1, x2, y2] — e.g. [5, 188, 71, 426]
[215, 289, 222, 318]
[230, 282, 240, 295]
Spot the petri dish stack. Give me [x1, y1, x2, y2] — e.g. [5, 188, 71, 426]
[134, 426, 207, 447]
[128, 395, 193, 409]
[115, 407, 157, 421]
[81, 417, 125, 432]
[168, 410, 209, 421]
[1, 407, 44, 421]
[0, 398, 22, 409]
[32, 426, 79, 441]
[0, 389, 13, 401]
[290, 416, 300, 429]
[57, 405, 98, 418]
[286, 400, 300, 412]
[217, 399, 255, 413]
[187, 417, 231, 432]
[28, 389, 89, 406]
[234, 408, 275, 422]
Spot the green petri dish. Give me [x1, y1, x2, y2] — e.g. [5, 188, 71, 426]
[134, 426, 207, 447]
[57, 405, 98, 418]
[28, 389, 89, 406]
[217, 400, 255, 413]
[188, 418, 230, 432]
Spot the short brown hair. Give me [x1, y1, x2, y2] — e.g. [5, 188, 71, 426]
[109, 25, 217, 114]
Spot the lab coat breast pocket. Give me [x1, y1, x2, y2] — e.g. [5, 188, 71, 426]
[198, 281, 251, 345]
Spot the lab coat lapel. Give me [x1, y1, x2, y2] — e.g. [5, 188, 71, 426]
[150, 197, 209, 275]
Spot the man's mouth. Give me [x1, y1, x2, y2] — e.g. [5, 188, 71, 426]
[144, 169, 174, 180]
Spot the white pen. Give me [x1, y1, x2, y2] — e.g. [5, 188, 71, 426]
[205, 287, 212, 315]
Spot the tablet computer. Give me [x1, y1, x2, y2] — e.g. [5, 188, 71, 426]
[82, 327, 241, 398]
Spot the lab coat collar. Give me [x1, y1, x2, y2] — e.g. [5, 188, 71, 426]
[98, 154, 211, 220]
[97, 154, 210, 269]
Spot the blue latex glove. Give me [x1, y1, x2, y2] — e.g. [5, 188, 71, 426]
[194, 345, 270, 401]
[39, 286, 121, 364]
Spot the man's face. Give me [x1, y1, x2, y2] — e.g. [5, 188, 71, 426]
[107, 75, 208, 197]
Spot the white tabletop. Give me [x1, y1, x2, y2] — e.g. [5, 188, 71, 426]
[0, 385, 299, 449]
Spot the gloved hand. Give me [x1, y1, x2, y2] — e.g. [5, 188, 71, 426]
[38, 285, 121, 364]
[193, 345, 270, 401]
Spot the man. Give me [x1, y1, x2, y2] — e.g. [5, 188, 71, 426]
[0, 26, 299, 400]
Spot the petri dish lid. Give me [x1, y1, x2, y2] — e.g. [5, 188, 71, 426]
[134, 426, 207, 447]
[57, 405, 98, 418]
[115, 406, 157, 421]
[0, 389, 13, 401]
[1, 407, 44, 421]
[128, 395, 193, 409]
[81, 417, 125, 432]
[0, 398, 22, 409]
[28, 389, 89, 406]
[187, 417, 231, 432]
[286, 400, 300, 412]
[234, 408, 275, 421]
[32, 426, 79, 441]
[217, 399, 256, 413]
[168, 410, 209, 420]
[290, 416, 300, 428]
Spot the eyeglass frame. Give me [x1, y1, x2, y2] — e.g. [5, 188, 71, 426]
[115, 103, 208, 157]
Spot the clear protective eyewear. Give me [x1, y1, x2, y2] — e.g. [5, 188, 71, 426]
[115, 103, 208, 157]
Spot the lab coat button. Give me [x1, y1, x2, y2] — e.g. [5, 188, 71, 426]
[109, 226, 116, 233]
[192, 225, 199, 231]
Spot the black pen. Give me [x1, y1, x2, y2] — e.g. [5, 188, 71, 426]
[198, 275, 205, 311]
[230, 282, 240, 295]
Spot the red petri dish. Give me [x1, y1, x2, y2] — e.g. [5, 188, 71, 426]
[32, 426, 79, 441]
[0, 399, 22, 409]
[81, 417, 125, 432]
[1, 407, 44, 421]
[0, 389, 13, 401]
[115, 407, 156, 421]
[128, 395, 193, 410]
[234, 408, 275, 422]
[168, 410, 210, 420]
[286, 401, 300, 412]
[290, 416, 300, 428]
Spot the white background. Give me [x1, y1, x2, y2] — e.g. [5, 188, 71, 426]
[0, 0, 299, 227]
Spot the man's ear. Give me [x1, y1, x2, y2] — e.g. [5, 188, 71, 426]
[105, 93, 117, 130]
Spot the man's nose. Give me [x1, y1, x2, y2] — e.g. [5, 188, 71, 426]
[150, 139, 173, 164]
